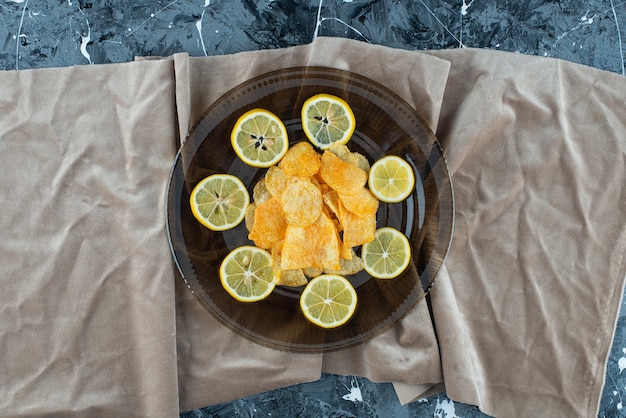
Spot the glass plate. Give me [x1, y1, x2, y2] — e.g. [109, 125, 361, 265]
[166, 67, 454, 353]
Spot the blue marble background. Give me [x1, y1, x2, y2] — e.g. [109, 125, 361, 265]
[1, 1, 625, 416]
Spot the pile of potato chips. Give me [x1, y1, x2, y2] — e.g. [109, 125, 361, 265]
[245, 141, 379, 287]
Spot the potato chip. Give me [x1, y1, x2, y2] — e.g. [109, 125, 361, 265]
[253, 178, 272, 203]
[309, 175, 323, 193]
[339, 187, 379, 217]
[324, 251, 364, 276]
[340, 241, 353, 260]
[327, 142, 352, 161]
[248, 196, 287, 249]
[328, 142, 370, 172]
[244, 202, 257, 232]
[270, 244, 308, 287]
[280, 178, 323, 227]
[302, 267, 324, 278]
[322, 190, 341, 219]
[278, 141, 321, 177]
[319, 150, 367, 196]
[275, 269, 308, 287]
[264, 166, 288, 198]
[348, 151, 370, 172]
[281, 211, 341, 270]
[338, 200, 376, 248]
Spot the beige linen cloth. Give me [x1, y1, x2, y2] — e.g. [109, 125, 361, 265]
[0, 61, 180, 416]
[1, 37, 625, 417]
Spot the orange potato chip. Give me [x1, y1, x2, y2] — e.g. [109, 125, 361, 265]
[338, 200, 376, 248]
[319, 150, 367, 196]
[339, 187, 379, 217]
[248, 196, 287, 249]
[280, 177, 323, 227]
[322, 190, 341, 219]
[281, 211, 341, 271]
[278, 141, 321, 177]
[340, 241, 353, 260]
[270, 244, 308, 287]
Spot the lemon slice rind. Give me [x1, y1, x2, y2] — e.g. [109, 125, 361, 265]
[361, 227, 411, 279]
[190, 174, 250, 231]
[231, 109, 289, 168]
[219, 246, 276, 302]
[301, 94, 356, 150]
[299, 274, 357, 329]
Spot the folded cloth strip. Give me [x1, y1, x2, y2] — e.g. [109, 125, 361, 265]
[0, 37, 624, 418]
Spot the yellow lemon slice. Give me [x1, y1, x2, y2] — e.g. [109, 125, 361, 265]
[231, 108, 289, 167]
[361, 227, 411, 279]
[300, 274, 357, 328]
[301, 94, 356, 150]
[190, 174, 249, 231]
[220, 246, 276, 302]
[368, 155, 415, 203]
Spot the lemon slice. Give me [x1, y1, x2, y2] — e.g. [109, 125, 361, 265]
[220, 246, 276, 302]
[231, 108, 289, 168]
[301, 94, 356, 150]
[300, 274, 357, 328]
[361, 227, 411, 279]
[190, 174, 249, 231]
[368, 155, 415, 203]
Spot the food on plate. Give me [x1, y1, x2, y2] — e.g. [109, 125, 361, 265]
[219, 246, 276, 302]
[278, 140, 321, 177]
[231, 108, 289, 167]
[189, 174, 249, 231]
[368, 155, 416, 203]
[244, 141, 376, 282]
[270, 244, 308, 287]
[279, 177, 323, 227]
[281, 210, 342, 271]
[299, 274, 358, 329]
[247, 197, 287, 250]
[361, 227, 412, 279]
[301, 93, 356, 149]
[319, 148, 367, 196]
[210, 100, 416, 329]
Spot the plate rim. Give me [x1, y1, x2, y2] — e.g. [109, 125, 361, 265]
[165, 65, 455, 352]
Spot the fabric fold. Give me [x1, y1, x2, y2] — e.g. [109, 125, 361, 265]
[0, 61, 180, 417]
[424, 47, 626, 417]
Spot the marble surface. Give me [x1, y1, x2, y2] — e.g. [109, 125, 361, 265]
[1, 1, 625, 416]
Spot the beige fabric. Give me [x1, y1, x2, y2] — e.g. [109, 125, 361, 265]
[0, 61, 179, 416]
[172, 38, 450, 411]
[2, 37, 625, 418]
[425, 48, 626, 417]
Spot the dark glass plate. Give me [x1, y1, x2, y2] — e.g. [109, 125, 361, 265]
[166, 67, 453, 353]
